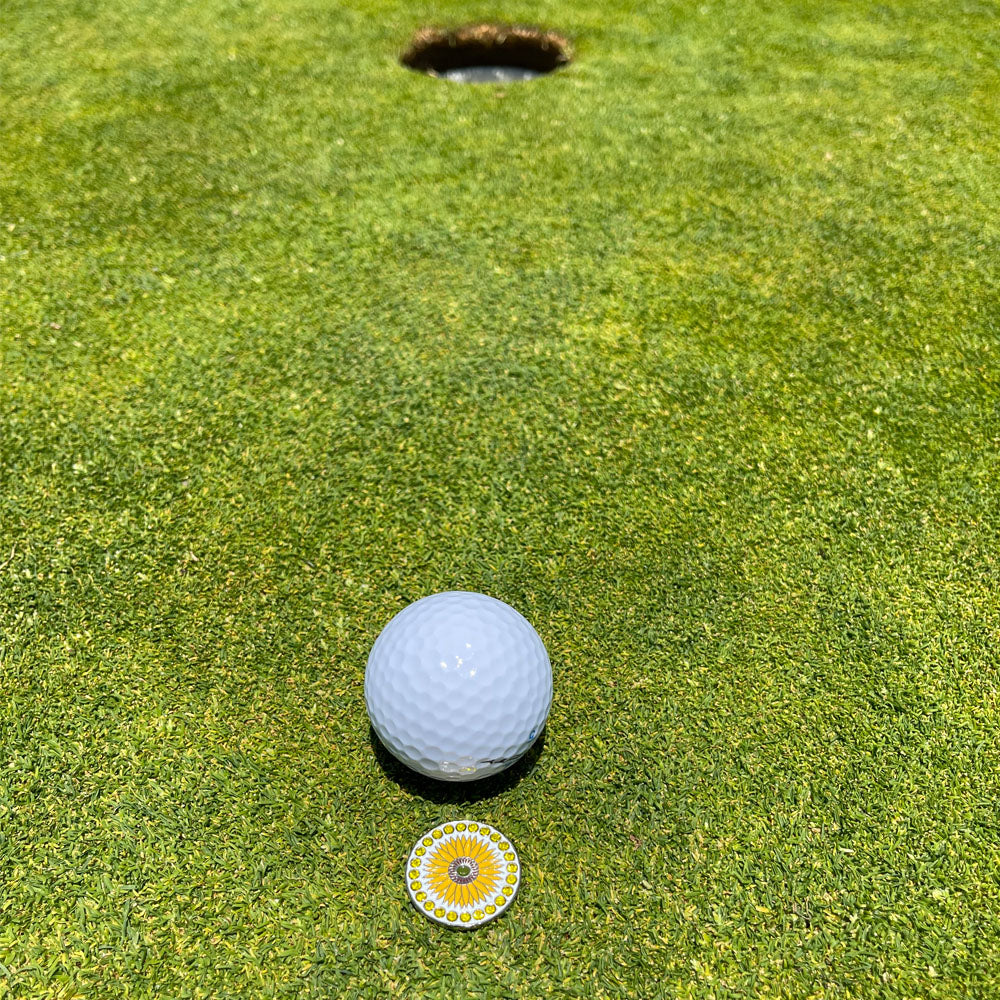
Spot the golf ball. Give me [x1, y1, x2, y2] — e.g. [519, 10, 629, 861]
[365, 591, 552, 782]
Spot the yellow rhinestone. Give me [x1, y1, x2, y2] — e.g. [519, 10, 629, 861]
[490, 833, 500, 842]
[499, 842, 509, 850]
[479, 827, 490, 836]
[424, 901, 434, 910]
[456, 822, 466, 831]
[495, 896, 506, 906]
[447, 911, 457, 922]
[444, 825, 454, 834]
[468, 823, 479, 832]
[503, 885, 514, 895]
[434, 907, 445, 918]
[504, 852, 515, 861]
[432, 830, 442, 839]
[485, 905, 496, 914]
[422, 838, 433, 846]
[416, 892, 427, 902]
[474, 909, 485, 919]
[415, 847, 426, 856]
[507, 864, 517, 873]
[410, 881, 421, 890]
[460, 912, 471, 922]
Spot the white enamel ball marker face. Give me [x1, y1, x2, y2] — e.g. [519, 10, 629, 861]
[406, 822, 521, 929]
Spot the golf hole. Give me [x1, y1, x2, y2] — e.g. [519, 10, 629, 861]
[401, 25, 571, 84]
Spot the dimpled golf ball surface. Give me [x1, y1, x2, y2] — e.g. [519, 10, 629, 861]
[365, 592, 552, 781]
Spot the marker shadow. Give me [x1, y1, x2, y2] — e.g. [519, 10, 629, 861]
[369, 725, 546, 805]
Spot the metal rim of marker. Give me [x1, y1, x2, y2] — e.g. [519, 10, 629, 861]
[406, 821, 521, 929]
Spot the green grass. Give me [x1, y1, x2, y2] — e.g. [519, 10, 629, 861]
[2, 0, 1000, 996]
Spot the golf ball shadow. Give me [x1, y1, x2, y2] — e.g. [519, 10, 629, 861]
[369, 724, 547, 804]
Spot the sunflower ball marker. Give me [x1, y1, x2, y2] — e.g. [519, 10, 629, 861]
[407, 822, 521, 929]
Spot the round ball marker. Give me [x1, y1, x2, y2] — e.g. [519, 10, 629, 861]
[406, 822, 521, 929]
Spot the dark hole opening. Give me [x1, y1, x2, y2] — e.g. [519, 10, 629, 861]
[401, 25, 572, 82]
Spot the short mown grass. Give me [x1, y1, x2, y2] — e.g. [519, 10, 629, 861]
[2, 0, 999, 997]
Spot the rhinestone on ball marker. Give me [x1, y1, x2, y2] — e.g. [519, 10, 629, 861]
[406, 822, 520, 929]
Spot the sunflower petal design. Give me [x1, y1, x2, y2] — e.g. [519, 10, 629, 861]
[406, 822, 520, 930]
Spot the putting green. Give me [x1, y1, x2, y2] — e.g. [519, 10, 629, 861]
[2, 1, 998, 997]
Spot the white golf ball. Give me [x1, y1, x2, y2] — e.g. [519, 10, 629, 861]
[365, 591, 552, 782]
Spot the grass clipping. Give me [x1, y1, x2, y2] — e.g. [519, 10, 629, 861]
[401, 24, 572, 76]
